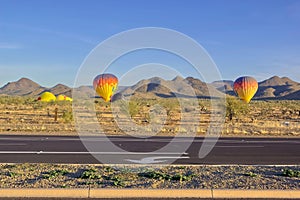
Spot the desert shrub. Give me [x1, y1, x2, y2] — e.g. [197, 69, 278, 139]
[282, 168, 300, 178]
[6, 171, 18, 177]
[138, 171, 194, 182]
[127, 101, 140, 117]
[62, 110, 74, 123]
[42, 169, 69, 179]
[110, 176, 125, 187]
[226, 97, 250, 121]
[113, 98, 142, 118]
[80, 168, 101, 179]
[158, 99, 179, 115]
[244, 172, 258, 177]
[0, 96, 30, 105]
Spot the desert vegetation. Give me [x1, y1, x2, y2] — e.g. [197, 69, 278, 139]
[0, 96, 74, 133]
[0, 96, 299, 136]
[0, 163, 298, 189]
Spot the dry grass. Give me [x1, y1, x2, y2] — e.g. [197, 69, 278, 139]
[0, 96, 299, 136]
[0, 96, 74, 134]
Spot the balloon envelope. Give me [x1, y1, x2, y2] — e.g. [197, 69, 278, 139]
[57, 94, 73, 101]
[93, 74, 118, 102]
[233, 76, 258, 103]
[65, 96, 73, 101]
[38, 92, 56, 102]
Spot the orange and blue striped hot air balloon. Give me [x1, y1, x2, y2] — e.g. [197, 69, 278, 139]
[93, 73, 118, 102]
[233, 76, 258, 103]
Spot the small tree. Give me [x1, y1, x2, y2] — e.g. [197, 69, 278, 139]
[226, 97, 250, 122]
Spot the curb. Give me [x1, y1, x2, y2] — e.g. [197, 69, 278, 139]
[0, 189, 88, 198]
[212, 189, 300, 199]
[90, 189, 212, 198]
[0, 189, 299, 199]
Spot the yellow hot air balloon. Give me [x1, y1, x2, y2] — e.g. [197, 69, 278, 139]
[38, 92, 56, 102]
[57, 94, 73, 101]
[65, 96, 73, 101]
[233, 76, 258, 103]
[93, 73, 118, 102]
[57, 94, 66, 101]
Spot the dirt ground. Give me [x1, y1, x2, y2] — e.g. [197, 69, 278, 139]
[0, 163, 299, 189]
[0, 96, 299, 137]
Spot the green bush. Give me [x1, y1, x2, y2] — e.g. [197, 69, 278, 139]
[62, 111, 73, 123]
[225, 97, 249, 121]
[139, 171, 194, 182]
[42, 169, 69, 179]
[80, 168, 101, 179]
[6, 171, 17, 177]
[282, 169, 300, 178]
[244, 172, 257, 177]
[111, 176, 125, 187]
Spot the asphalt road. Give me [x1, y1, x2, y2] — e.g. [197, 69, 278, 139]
[0, 135, 299, 165]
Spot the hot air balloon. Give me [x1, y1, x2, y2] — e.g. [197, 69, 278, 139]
[57, 94, 73, 102]
[93, 73, 118, 102]
[233, 76, 258, 103]
[37, 92, 56, 102]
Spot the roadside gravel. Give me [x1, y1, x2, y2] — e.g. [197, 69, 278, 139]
[0, 164, 298, 189]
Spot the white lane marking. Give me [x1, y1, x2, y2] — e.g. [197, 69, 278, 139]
[0, 151, 188, 155]
[78, 138, 300, 143]
[0, 137, 192, 142]
[241, 141, 300, 144]
[0, 137, 299, 144]
[126, 156, 190, 164]
[0, 143, 27, 146]
[0, 136, 299, 141]
[215, 145, 265, 148]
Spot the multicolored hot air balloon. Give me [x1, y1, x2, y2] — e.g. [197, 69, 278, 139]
[93, 73, 118, 102]
[233, 76, 258, 103]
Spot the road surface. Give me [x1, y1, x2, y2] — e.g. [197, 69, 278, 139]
[0, 135, 299, 165]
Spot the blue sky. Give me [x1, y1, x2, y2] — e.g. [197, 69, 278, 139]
[0, 0, 299, 87]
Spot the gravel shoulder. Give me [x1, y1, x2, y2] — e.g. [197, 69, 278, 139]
[0, 164, 299, 190]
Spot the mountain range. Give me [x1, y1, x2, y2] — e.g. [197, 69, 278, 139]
[0, 76, 300, 100]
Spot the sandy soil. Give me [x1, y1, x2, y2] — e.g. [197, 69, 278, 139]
[0, 97, 299, 137]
